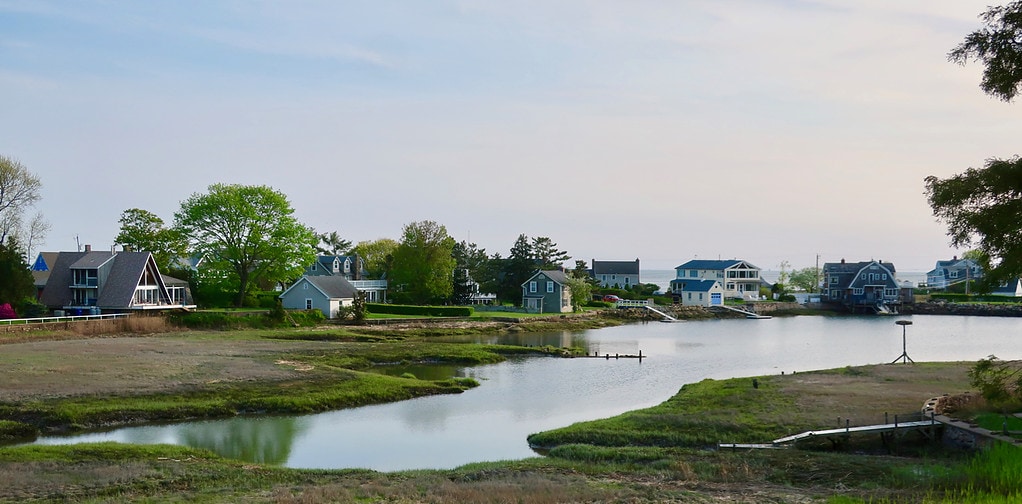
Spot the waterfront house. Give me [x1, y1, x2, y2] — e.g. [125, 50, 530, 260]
[926, 256, 983, 290]
[303, 254, 387, 302]
[522, 270, 572, 313]
[278, 275, 358, 319]
[670, 279, 724, 307]
[992, 279, 1022, 297]
[822, 259, 901, 313]
[39, 245, 193, 314]
[672, 259, 761, 300]
[591, 258, 640, 288]
[30, 251, 59, 300]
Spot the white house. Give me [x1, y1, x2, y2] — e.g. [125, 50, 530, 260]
[672, 259, 761, 300]
[278, 275, 358, 319]
[671, 279, 725, 307]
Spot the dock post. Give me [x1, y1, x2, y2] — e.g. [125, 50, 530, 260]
[846, 419, 850, 433]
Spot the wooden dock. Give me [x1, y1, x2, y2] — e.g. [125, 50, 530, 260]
[576, 351, 646, 361]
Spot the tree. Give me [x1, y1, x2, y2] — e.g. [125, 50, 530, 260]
[969, 355, 1022, 410]
[352, 238, 398, 278]
[115, 208, 188, 272]
[0, 238, 33, 308]
[925, 157, 1022, 290]
[389, 220, 456, 305]
[497, 234, 535, 305]
[563, 275, 592, 312]
[173, 184, 317, 307]
[451, 240, 490, 305]
[948, 1, 1022, 102]
[0, 155, 48, 255]
[316, 231, 352, 256]
[789, 267, 821, 293]
[531, 236, 570, 269]
[928, 5, 1022, 289]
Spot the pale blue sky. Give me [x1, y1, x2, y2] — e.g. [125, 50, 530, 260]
[1, 1, 1017, 271]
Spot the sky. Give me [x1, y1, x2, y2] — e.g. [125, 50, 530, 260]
[1, 1, 1019, 272]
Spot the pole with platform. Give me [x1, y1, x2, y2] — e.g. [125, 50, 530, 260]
[892, 320, 913, 364]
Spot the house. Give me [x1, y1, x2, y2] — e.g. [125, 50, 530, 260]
[278, 275, 358, 319]
[926, 256, 983, 290]
[671, 279, 724, 307]
[591, 258, 640, 288]
[991, 279, 1022, 297]
[822, 259, 901, 313]
[521, 270, 573, 313]
[672, 259, 761, 300]
[303, 254, 387, 303]
[39, 245, 194, 314]
[306, 254, 366, 280]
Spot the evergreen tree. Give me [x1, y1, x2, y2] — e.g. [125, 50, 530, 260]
[0, 237, 34, 308]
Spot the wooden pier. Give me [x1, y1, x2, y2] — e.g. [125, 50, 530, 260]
[575, 350, 646, 361]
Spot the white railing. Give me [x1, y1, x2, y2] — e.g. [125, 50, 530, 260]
[350, 280, 388, 289]
[615, 299, 653, 308]
[0, 313, 131, 326]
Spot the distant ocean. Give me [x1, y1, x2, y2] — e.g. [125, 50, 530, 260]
[640, 269, 929, 292]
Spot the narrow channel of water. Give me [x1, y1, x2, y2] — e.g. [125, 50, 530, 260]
[29, 315, 1022, 471]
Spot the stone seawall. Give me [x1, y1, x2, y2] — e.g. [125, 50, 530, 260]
[904, 302, 1022, 317]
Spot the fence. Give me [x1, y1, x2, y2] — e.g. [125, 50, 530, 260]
[0, 313, 131, 326]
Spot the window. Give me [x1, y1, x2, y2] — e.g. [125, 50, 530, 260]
[687, 292, 692, 300]
[311, 263, 317, 271]
[303, 283, 308, 290]
[853, 288, 864, 295]
[949, 270, 959, 278]
[529, 281, 537, 293]
[698, 293, 704, 300]
[689, 270, 697, 278]
[546, 281, 553, 293]
[305, 299, 313, 309]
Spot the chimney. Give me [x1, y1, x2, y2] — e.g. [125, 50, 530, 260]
[840, 258, 845, 264]
[84, 244, 92, 252]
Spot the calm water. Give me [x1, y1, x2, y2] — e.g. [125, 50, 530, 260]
[29, 315, 1022, 471]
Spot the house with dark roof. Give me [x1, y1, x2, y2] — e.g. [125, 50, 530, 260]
[522, 270, 573, 313]
[822, 259, 901, 313]
[670, 279, 724, 307]
[278, 275, 358, 318]
[591, 258, 640, 288]
[673, 259, 761, 300]
[39, 246, 193, 314]
[302, 254, 387, 303]
[926, 256, 983, 290]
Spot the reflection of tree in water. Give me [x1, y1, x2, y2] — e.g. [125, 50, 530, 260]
[177, 416, 305, 464]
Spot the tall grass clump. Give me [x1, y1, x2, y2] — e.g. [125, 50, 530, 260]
[959, 442, 1022, 496]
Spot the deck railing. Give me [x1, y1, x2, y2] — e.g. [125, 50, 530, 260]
[0, 313, 131, 326]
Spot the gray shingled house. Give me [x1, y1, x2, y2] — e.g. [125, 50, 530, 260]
[591, 258, 640, 288]
[521, 270, 573, 313]
[39, 246, 192, 314]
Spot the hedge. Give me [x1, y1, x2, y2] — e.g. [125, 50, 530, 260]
[930, 293, 1022, 303]
[366, 303, 473, 317]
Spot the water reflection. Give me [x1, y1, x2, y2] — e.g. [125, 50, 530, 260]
[26, 315, 1022, 471]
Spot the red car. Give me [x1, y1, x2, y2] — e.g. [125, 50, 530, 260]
[602, 295, 622, 302]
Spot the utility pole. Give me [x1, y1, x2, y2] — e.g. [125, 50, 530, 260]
[815, 254, 820, 293]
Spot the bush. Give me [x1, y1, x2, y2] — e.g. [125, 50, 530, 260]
[16, 299, 47, 318]
[0, 303, 16, 319]
[365, 303, 473, 317]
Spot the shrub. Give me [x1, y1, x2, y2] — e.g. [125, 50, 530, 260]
[0, 303, 17, 319]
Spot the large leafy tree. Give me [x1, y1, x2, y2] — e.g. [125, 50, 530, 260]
[174, 184, 317, 307]
[451, 240, 489, 305]
[352, 238, 398, 278]
[390, 220, 456, 305]
[115, 208, 188, 272]
[0, 155, 48, 255]
[928, 3, 1022, 291]
[789, 266, 821, 293]
[949, 1, 1022, 102]
[0, 237, 33, 307]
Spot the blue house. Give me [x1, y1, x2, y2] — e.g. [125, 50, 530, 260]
[822, 259, 901, 313]
[521, 270, 573, 313]
[670, 279, 724, 307]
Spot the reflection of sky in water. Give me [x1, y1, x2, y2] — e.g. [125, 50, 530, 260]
[28, 315, 1022, 471]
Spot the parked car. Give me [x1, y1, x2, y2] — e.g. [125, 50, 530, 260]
[602, 295, 622, 302]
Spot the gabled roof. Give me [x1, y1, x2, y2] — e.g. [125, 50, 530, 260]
[523, 269, 569, 286]
[98, 253, 167, 308]
[592, 259, 640, 275]
[281, 276, 358, 300]
[824, 260, 896, 274]
[670, 279, 721, 292]
[39, 251, 171, 308]
[32, 252, 58, 272]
